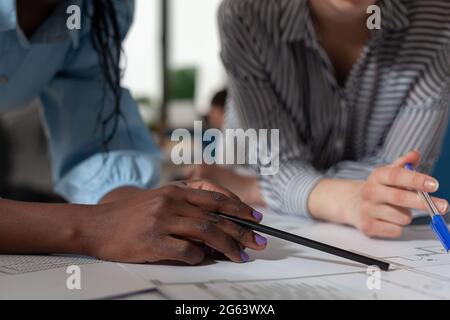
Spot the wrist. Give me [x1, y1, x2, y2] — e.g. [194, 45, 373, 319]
[308, 179, 363, 224]
[339, 181, 364, 226]
[99, 186, 145, 203]
[67, 204, 106, 257]
[0, 199, 104, 257]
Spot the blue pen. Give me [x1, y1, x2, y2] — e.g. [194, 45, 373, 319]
[405, 163, 450, 252]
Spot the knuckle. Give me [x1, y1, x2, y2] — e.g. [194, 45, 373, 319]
[235, 225, 249, 241]
[162, 185, 181, 195]
[387, 227, 403, 238]
[177, 243, 203, 264]
[155, 194, 172, 207]
[234, 201, 246, 213]
[206, 212, 222, 224]
[180, 243, 205, 265]
[226, 237, 240, 253]
[370, 167, 382, 180]
[361, 184, 375, 201]
[392, 189, 406, 204]
[196, 220, 216, 233]
[201, 178, 214, 185]
[147, 216, 160, 231]
[360, 201, 371, 216]
[411, 174, 424, 189]
[222, 219, 250, 241]
[393, 227, 403, 238]
[360, 219, 375, 237]
[211, 191, 227, 202]
[386, 168, 401, 185]
[190, 251, 206, 265]
[402, 212, 413, 225]
[177, 242, 190, 255]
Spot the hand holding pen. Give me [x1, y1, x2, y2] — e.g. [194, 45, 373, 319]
[342, 151, 448, 239]
[404, 163, 450, 252]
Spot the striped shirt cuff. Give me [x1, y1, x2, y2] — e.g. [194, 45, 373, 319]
[284, 171, 323, 219]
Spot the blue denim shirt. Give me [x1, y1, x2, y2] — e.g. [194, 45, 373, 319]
[0, 0, 160, 204]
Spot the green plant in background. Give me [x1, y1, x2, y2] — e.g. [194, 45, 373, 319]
[135, 96, 155, 107]
[168, 67, 197, 101]
[132, 66, 198, 134]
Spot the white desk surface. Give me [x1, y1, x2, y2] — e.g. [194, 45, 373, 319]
[1, 210, 449, 299]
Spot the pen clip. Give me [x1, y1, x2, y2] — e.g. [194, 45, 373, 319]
[430, 215, 450, 252]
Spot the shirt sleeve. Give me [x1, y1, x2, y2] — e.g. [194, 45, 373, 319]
[219, 0, 323, 218]
[325, 45, 450, 180]
[40, 0, 161, 204]
[325, 92, 450, 180]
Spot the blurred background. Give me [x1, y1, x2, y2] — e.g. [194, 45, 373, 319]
[0, 0, 227, 201]
[124, 0, 226, 127]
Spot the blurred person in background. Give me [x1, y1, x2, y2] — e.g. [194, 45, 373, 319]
[219, 0, 450, 238]
[0, 0, 266, 265]
[184, 89, 265, 206]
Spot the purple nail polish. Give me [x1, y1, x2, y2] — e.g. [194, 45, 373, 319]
[255, 234, 268, 246]
[240, 251, 250, 262]
[252, 210, 263, 221]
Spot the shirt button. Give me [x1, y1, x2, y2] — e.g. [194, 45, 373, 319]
[0, 75, 8, 85]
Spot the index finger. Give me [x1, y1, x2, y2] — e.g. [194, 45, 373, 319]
[392, 150, 421, 168]
[180, 188, 263, 222]
[374, 166, 439, 193]
[184, 180, 241, 201]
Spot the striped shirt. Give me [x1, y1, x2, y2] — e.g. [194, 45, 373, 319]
[219, 0, 450, 218]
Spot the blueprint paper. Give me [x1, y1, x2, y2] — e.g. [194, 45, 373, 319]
[122, 211, 450, 299]
[0, 262, 155, 299]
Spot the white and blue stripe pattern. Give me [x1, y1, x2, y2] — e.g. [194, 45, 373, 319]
[219, 0, 450, 218]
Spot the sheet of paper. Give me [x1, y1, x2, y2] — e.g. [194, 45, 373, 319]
[0, 255, 155, 300]
[122, 211, 450, 299]
[0, 254, 100, 276]
[2, 211, 448, 299]
[122, 235, 368, 285]
[159, 271, 439, 300]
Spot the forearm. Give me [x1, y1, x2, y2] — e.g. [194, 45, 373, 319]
[0, 198, 94, 255]
[308, 178, 364, 225]
[99, 186, 145, 204]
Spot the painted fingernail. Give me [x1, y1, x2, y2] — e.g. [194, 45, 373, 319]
[240, 250, 250, 262]
[252, 210, 263, 221]
[424, 179, 439, 192]
[255, 234, 268, 246]
[437, 200, 448, 213]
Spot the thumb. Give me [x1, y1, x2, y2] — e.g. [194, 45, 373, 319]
[392, 150, 421, 168]
[185, 180, 241, 201]
[182, 166, 196, 179]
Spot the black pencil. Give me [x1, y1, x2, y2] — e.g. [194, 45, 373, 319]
[218, 213, 390, 271]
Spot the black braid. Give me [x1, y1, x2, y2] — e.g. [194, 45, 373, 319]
[90, 0, 125, 151]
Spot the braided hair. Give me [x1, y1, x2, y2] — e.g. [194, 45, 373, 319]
[90, 0, 126, 150]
